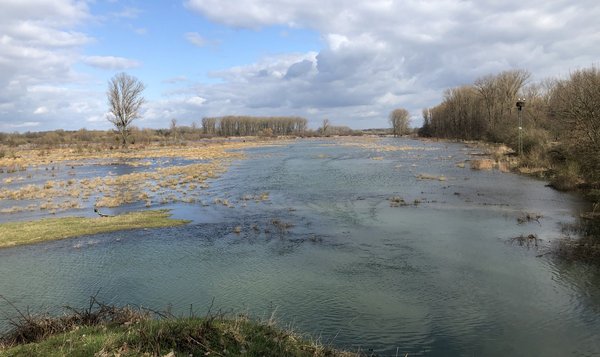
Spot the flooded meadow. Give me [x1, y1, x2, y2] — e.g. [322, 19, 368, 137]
[1, 137, 599, 356]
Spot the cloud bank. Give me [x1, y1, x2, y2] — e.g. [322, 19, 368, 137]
[2, 0, 600, 131]
[178, 0, 600, 128]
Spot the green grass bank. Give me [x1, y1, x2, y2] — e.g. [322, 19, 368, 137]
[0, 210, 189, 249]
[0, 302, 359, 357]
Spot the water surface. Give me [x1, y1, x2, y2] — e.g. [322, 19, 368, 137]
[1, 138, 599, 356]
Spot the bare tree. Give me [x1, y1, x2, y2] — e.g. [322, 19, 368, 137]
[107, 73, 145, 147]
[170, 118, 178, 142]
[474, 69, 530, 139]
[550, 67, 600, 183]
[321, 118, 330, 136]
[389, 108, 410, 136]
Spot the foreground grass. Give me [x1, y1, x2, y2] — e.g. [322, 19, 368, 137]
[0, 303, 358, 357]
[0, 210, 189, 248]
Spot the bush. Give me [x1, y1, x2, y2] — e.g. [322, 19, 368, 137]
[549, 160, 581, 191]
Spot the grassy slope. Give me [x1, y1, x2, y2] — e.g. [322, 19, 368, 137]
[1, 317, 357, 357]
[0, 210, 189, 248]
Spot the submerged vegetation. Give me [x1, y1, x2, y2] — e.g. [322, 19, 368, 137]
[0, 210, 189, 248]
[0, 298, 359, 357]
[0, 140, 270, 214]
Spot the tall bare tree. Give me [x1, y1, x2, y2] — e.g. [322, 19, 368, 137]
[170, 118, 178, 142]
[107, 73, 145, 147]
[389, 108, 410, 136]
[474, 69, 530, 139]
[321, 118, 330, 136]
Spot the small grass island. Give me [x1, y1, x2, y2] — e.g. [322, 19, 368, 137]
[0, 210, 190, 249]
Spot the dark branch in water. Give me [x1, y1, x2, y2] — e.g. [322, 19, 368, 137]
[94, 207, 113, 217]
[517, 212, 542, 225]
[509, 234, 541, 248]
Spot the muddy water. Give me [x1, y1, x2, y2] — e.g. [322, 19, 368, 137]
[1, 138, 599, 356]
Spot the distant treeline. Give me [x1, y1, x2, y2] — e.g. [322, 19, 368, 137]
[0, 117, 366, 151]
[201, 116, 308, 136]
[419, 66, 600, 197]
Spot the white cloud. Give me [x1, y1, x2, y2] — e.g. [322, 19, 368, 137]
[82, 56, 141, 70]
[33, 106, 48, 115]
[1, 121, 41, 129]
[184, 32, 207, 47]
[3, 0, 600, 132]
[111, 7, 142, 19]
[0, 0, 108, 131]
[162, 76, 188, 84]
[186, 96, 206, 107]
[133, 27, 147, 35]
[183, 0, 600, 128]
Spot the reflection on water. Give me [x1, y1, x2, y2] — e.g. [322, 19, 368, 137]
[1, 138, 599, 356]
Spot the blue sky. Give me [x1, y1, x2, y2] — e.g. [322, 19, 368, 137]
[83, 1, 321, 97]
[1, 0, 600, 132]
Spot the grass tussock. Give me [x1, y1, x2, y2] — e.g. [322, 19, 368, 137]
[0, 298, 360, 357]
[0, 210, 189, 248]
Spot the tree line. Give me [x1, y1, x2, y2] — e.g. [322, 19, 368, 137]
[201, 116, 308, 136]
[419, 66, 600, 197]
[420, 69, 531, 142]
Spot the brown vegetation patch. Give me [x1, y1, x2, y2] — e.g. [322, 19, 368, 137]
[0, 141, 272, 213]
[0, 140, 268, 170]
[389, 196, 408, 207]
[470, 159, 494, 170]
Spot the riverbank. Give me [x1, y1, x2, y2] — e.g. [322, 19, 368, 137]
[0, 302, 358, 357]
[419, 137, 594, 198]
[0, 210, 189, 249]
[420, 136, 600, 264]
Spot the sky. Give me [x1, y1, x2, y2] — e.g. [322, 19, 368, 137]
[1, 0, 599, 132]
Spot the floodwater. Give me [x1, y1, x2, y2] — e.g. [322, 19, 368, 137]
[1, 138, 599, 356]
